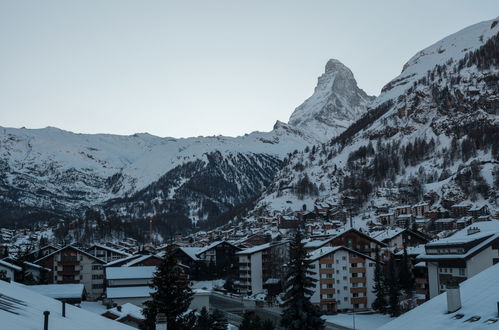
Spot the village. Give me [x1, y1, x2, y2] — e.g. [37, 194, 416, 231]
[1, 200, 498, 329]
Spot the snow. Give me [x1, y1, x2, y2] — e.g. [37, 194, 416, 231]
[104, 303, 144, 320]
[0, 259, 22, 272]
[105, 266, 156, 280]
[322, 312, 392, 330]
[178, 247, 201, 261]
[26, 284, 85, 299]
[191, 279, 225, 291]
[80, 301, 108, 315]
[378, 263, 499, 330]
[0, 280, 133, 330]
[426, 221, 499, 246]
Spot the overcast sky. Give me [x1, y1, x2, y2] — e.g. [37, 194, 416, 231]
[1, 1, 498, 138]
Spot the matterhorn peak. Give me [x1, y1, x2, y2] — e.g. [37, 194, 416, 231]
[288, 58, 374, 142]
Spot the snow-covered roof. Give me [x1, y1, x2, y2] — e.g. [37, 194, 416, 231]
[0, 259, 22, 272]
[370, 228, 405, 242]
[103, 303, 144, 321]
[236, 241, 288, 255]
[105, 254, 140, 267]
[27, 284, 85, 299]
[0, 281, 132, 330]
[106, 266, 156, 280]
[106, 286, 154, 299]
[88, 244, 131, 256]
[308, 245, 376, 262]
[35, 245, 106, 264]
[178, 247, 201, 261]
[123, 254, 161, 267]
[378, 263, 499, 330]
[426, 221, 499, 246]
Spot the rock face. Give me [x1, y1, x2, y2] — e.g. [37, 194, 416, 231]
[288, 59, 375, 142]
[252, 18, 499, 217]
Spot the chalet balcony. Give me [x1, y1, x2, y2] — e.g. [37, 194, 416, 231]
[57, 270, 79, 276]
[320, 288, 335, 295]
[349, 267, 365, 273]
[350, 277, 366, 284]
[350, 287, 367, 294]
[351, 297, 368, 305]
[319, 268, 334, 274]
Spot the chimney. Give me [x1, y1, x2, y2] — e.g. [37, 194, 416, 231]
[156, 313, 167, 330]
[43, 311, 50, 330]
[446, 282, 462, 313]
[62, 301, 66, 317]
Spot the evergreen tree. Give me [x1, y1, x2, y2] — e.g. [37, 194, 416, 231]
[210, 309, 228, 330]
[371, 248, 387, 313]
[194, 307, 213, 330]
[281, 230, 324, 329]
[398, 244, 415, 297]
[141, 246, 195, 330]
[240, 311, 260, 330]
[388, 258, 401, 317]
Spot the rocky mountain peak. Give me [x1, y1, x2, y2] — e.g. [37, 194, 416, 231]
[288, 58, 374, 142]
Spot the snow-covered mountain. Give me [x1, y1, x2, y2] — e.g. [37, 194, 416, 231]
[252, 17, 499, 216]
[288, 59, 374, 141]
[0, 58, 371, 225]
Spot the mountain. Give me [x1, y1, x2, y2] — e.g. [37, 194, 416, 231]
[252, 17, 499, 217]
[0, 58, 370, 227]
[288, 59, 374, 141]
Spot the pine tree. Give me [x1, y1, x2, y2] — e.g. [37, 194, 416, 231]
[141, 246, 195, 330]
[388, 258, 401, 317]
[398, 244, 415, 297]
[210, 309, 228, 330]
[194, 307, 213, 330]
[240, 311, 260, 330]
[371, 248, 387, 313]
[281, 230, 325, 329]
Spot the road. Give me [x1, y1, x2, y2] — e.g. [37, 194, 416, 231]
[209, 292, 353, 330]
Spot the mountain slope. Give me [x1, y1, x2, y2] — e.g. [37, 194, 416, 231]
[252, 17, 499, 217]
[288, 59, 374, 141]
[0, 56, 374, 226]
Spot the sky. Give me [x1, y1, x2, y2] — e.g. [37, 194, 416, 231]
[1, 1, 498, 138]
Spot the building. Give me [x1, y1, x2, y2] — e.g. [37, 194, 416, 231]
[377, 213, 395, 226]
[308, 246, 378, 313]
[101, 303, 145, 328]
[86, 244, 131, 263]
[419, 221, 499, 298]
[411, 202, 430, 217]
[195, 241, 241, 267]
[0, 259, 22, 281]
[105, 266, 155, 306]
[433, 218, 457, 231]
[378, 263, 499, 330]
[371, 228, 429, 250]
[450, 202, 472, 218]
[237, 241, 289, 295]
[323, 228, 386, 259]
[34, 245, 107, 299]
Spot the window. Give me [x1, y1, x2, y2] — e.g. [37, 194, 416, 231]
[336, 280, 340, 284]
[92, 274, 103, 280]
[343, 276, 347, 280]
[353, 293, 358, 297]
[336, 259, 339, 263]
[369, 263, 374, 267]
[92, 265, 102, 271]
[459, 268, 466, 276]
[344, 297, 348, 301]
[351, 263, 357, 267]
[342, 266, 346, 270]
[337, 290, 340, 294]
[92, 284, 103, 289]
[342, 256, 346, 261]
[343, 286, 347, 290]
[336, 270, 339, 274]
[352, 283, 358, 288]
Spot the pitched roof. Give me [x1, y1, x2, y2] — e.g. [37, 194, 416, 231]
[34, 245, 106, 264]
[106, 286, 154, 299]
[105, 266, 156, 280]
[378, 263, 499, 330]
[86, 244, 131, 257]
[0, 281, 132, 330]
[0, 259, 22, 272]
[308, 245, 377, 262]
[26, 284, 85, 299]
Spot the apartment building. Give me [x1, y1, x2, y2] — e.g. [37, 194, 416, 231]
[308, 246, 377, 313]
[237, 241, 289, 295]
[34, 245, 106, 299]
[419, 221, 499, 298]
